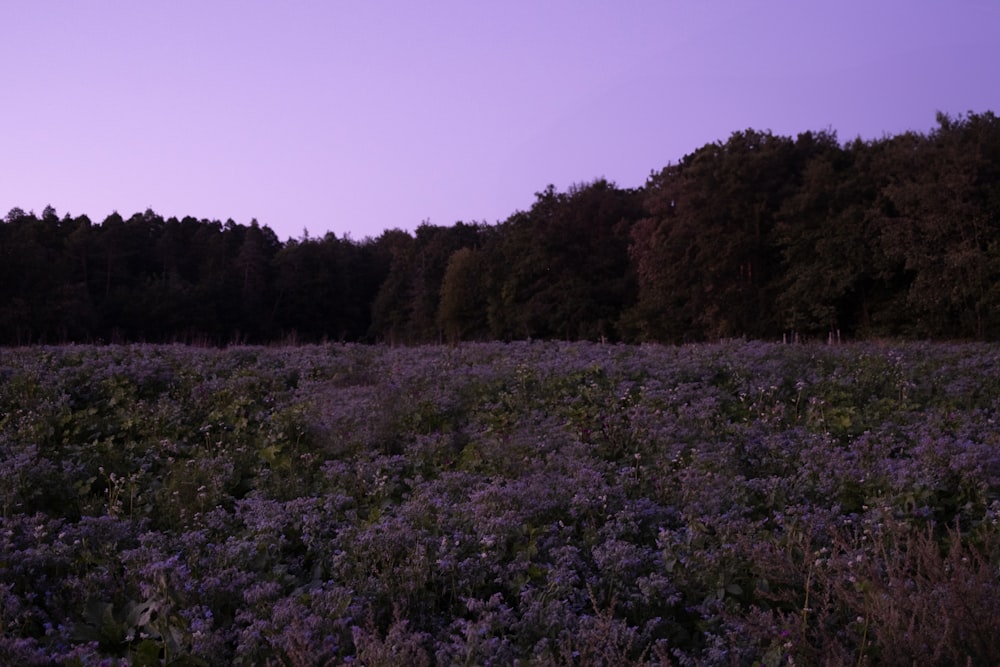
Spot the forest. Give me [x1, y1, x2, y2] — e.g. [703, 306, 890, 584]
[2, 111, 998, 346]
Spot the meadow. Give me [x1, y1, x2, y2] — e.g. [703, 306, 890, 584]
[1, 341, 999, 666]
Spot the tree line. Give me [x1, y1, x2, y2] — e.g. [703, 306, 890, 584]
[2, 111, 998, 345]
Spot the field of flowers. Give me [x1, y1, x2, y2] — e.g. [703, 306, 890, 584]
[1, 341, 999, 666]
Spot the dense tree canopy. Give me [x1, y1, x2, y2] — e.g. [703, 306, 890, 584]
[627, 129, 816, 341]
[481, 180, 644, 341]
[2, 112, 998, 344]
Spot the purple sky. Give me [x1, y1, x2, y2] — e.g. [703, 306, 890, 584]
[4, 1, 999, 242]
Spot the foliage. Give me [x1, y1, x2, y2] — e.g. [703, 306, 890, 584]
[1, 341, 999, 664]
[629, 129, 814, 341]
[5, 112, 999, 344]
[481, 180, 644, 341]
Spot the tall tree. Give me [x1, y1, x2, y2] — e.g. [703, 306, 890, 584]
[235, 219, 280, 339]
[272, 233, 359, 341]
[369, 229, 417, 344]
[437, 247, 490, 342]
[877, 111, 1000, 338]
[773, 132, 899, 338]
[0, 209, 43, 342]
[484, 180, 642, 340]
[629, 130, 815, 341]
[369, 222, 483, 343]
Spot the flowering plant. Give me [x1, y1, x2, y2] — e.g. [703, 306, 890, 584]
[1, 341, 998, 664]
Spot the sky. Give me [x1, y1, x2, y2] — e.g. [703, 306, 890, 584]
[3, 1, 999, 242]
